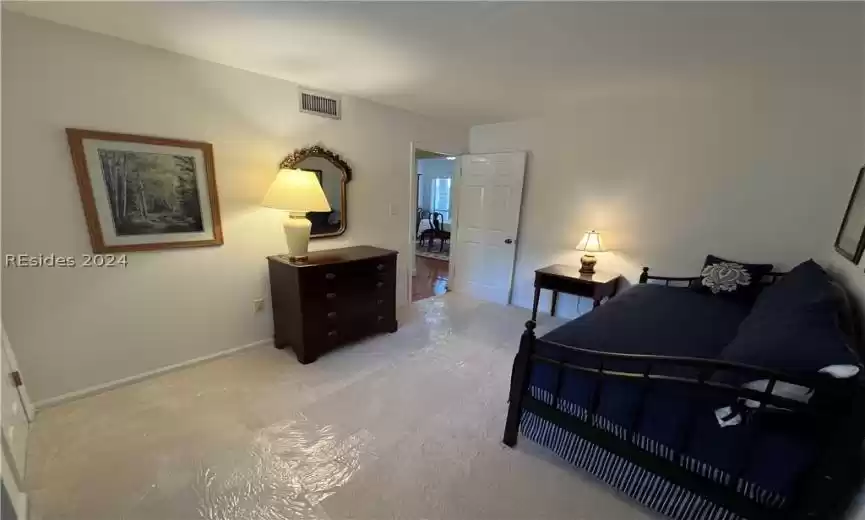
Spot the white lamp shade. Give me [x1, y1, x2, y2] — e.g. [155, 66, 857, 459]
[576, 230, 605, 252]
[262, 169, 331, 212]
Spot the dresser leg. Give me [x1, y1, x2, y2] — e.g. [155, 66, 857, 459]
[273, 338, 286, 349]
[296, 351, 317, 364]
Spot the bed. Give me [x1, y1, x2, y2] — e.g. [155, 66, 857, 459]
[503, 263, 865, 520]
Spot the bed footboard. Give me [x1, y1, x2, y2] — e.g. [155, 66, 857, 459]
[503, 320, 865, 520]
[504, 320, 537, 447]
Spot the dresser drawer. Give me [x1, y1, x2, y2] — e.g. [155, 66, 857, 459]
[310, 293, 395, 322]
[309, 256, 394, 283]
[299, 256, 396, 303]
[306, 308, 397, 354]
[302, 280, 395, 314]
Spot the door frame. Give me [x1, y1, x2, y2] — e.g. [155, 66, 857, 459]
[407, 142, 461, 304]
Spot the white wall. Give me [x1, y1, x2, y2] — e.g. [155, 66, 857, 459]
[1, 13, 467, 403]
[821, 146, 865, 327]
[470, 25, 864, 319]
[822, 12, 865, 517]
[820, 5, 865, 325]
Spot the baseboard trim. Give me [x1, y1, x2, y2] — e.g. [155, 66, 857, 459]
[34, 338, 272, 410]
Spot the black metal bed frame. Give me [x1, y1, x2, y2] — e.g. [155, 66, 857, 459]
[503, 268, 865, 520]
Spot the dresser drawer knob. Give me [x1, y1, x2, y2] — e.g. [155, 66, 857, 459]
[377, 299, 384, 305]
[325, 273, 336, 280]
[327, 330, 337, 338]
[327, 311, 337, 319]
[377, 315, 384, 321]
[376, 264, 385, 271]
[326, 292, 337, 299]
[376, 282, 384, 288]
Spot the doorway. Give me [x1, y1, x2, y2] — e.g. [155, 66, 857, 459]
[412, 149, 456, 302]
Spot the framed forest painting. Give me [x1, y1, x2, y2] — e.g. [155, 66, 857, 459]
[835, 165, 865, 264]
[66, 129, 223, 253]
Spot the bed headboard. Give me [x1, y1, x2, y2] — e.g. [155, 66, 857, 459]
[638, 267, 787, 287]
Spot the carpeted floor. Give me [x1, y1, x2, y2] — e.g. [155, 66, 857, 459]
[26, 294, 660, 520]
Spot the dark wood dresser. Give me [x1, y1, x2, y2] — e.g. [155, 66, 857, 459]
[267, 245, 398, 364]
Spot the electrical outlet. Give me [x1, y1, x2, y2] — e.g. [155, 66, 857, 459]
[253, 298, 265, 312]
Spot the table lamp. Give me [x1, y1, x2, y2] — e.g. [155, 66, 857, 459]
[576, 230, 605, 275]
[262, 168, 331, 262]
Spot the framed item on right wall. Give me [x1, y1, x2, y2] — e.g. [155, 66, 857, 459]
[835, 165, 865, 264]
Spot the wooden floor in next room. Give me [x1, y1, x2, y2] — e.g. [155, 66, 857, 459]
[412, 254, 448, 302]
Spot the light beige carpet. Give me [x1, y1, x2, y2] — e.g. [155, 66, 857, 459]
[26, 294, 660, 520]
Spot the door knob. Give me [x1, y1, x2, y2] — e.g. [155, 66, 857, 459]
[504, 238, 513, 244]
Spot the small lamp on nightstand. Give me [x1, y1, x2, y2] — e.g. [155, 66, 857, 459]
[262, 168, 331, 262]
[576, 230, 605, 275]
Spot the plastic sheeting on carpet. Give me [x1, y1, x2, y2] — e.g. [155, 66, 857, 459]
[192, 418, 372, 520]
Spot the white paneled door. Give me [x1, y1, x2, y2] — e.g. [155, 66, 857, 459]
[451, 152, 526, 304]
[1, 325, 32, 519]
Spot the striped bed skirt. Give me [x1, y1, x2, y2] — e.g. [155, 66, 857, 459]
[521, 387, 786, 520]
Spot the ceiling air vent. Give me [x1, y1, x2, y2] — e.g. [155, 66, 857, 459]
[299, 89, 341, 120]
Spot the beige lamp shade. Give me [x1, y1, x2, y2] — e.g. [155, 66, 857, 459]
[576, 230, 605, 253]
[262, 169, 331, 212]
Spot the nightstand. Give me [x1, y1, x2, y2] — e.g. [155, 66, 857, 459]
[532, 264, 621, 321]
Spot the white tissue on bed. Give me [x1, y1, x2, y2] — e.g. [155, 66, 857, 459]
[739, 365, 860, 409]
[714, 406, 742, 428]
[741, 380, 813, 409]
[819, 364, 860, 379]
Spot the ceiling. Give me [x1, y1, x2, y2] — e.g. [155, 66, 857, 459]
[4, 2, 862, 126]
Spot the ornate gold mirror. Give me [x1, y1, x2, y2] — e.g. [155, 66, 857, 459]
[279, 145, 351, 238]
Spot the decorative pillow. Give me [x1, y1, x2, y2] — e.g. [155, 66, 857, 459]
[751, 259, 840, 315]
[713, 262, 860, 426]
[718, 301, 859, 382]
[692, 255, 773, 302]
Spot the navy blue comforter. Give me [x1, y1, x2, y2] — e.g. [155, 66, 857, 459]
[528, 284, 815, 498]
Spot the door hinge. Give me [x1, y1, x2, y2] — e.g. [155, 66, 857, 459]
[9, 370, 22, 387]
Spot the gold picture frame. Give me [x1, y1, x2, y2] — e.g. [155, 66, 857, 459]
[66, 128, 223, 253]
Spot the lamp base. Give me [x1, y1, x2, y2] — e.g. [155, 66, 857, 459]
[579, 253, 597, 275]
[283, 212, 311, 262]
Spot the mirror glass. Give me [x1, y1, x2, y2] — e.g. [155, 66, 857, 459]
[291, 155, 348, 238]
